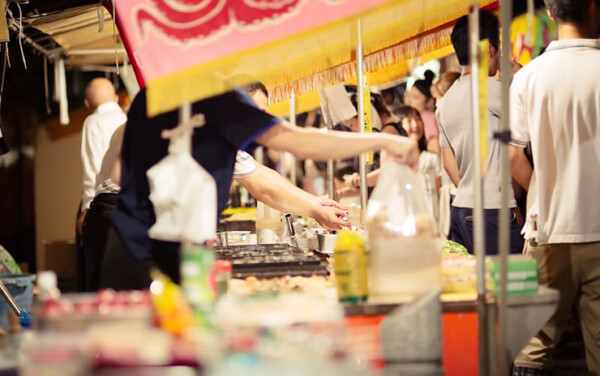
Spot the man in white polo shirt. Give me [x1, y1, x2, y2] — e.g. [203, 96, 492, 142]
[510, 0, 600, 374]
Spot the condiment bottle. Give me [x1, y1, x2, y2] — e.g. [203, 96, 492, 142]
[333, 230, 368, 304]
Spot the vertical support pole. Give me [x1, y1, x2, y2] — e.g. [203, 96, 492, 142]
[357, 19, 368, 212]
[498, 0, 514, 374]
[289, 90, 297, 185]
[327, 140, 335, 200]
[469, 6, 489, 376]
[175, 102, 192, 155]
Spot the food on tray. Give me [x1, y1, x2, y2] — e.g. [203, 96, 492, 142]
[39, 290, 151, 318]
[441, 252, 476, 294]
[228, 275, 335, 297]
[442, 240, 469, 257]
[441, 252, 496, 295]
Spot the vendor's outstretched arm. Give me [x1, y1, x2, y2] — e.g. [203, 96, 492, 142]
[237, 161, 348, 230]
[256, 124, 419, 167]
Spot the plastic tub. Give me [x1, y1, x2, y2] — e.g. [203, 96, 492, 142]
[0, 274, 35, 329]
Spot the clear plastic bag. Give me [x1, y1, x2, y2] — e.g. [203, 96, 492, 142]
[366, 161, 441, 303]
[367, 161, 436, 237]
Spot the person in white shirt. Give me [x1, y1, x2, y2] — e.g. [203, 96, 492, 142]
[77, 78, 127, 234]
[510, 0, 600, 374]
[76, 78, 126, 291]
[437, 11, 523, 255]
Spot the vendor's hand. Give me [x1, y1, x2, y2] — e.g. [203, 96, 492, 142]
[318, 197, 347, 211]
[311, 204, 350, 231]
[384, 137, 419, 168]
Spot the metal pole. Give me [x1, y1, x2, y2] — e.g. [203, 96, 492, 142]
[289, 90, 297, 185]
[469, 6, 489, 376]
[178, 102, 192, 155]
[0, 281, 22, 316]
[68, 48, 127, 55]
[498, 0, 514, 374]
[357, 19, 368, 212]
[327, 136, 336, 200]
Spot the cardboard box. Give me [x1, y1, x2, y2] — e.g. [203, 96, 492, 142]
[42, 240, 78, 292]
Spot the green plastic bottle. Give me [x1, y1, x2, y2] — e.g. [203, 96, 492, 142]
[180, 244, 215, 327]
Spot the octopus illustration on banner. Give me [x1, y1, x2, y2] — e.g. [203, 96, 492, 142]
[133, 0, 323, 45]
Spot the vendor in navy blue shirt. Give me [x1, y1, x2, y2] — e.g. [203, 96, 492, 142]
[100, 88, 278, 289]
[100, 87, 420, 290]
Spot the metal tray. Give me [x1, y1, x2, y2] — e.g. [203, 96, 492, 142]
[214, 244, 329, 279]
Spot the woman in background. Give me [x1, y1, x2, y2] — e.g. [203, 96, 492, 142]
[404, 70, 440, 155]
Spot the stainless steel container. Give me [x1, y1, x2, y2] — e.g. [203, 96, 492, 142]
[316, 233, 338, 255]
[217, 231, 254, 246]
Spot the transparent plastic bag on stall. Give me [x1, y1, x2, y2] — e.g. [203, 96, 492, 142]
[366, 161, 441, 303]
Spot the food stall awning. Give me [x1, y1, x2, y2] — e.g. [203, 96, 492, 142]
[114, 0, 496, 117]
[20, 4, 126, 68]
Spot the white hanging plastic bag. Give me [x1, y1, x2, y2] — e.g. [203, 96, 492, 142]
[147, 152, 217, 244]
[147, 112, 217, 244]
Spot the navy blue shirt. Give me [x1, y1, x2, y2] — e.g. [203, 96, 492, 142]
[113, 89, 279, 260]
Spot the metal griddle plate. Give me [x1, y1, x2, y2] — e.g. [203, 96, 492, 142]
[214, 243, 329, 279]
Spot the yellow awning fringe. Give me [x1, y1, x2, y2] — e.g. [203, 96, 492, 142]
[269, 25, 454, 104]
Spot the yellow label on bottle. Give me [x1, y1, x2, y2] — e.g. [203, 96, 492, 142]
[333, 230, 368, 301]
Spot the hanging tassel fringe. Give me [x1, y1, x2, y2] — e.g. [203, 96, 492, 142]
[269, 26, 452, 104]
